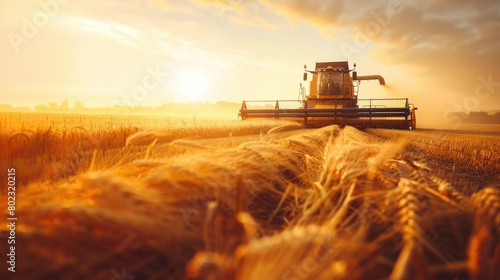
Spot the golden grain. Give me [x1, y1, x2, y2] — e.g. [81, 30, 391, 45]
[2, 112, 499, 279]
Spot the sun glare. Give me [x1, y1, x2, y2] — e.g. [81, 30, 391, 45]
[175, 70, 210, 102]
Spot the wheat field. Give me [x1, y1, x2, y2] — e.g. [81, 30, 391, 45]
[1, 113, 499, 280]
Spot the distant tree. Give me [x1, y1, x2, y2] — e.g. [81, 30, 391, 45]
[73, 100, 85, 111]
[16, 106, 32, 112]
[0, 104, 14, 112]
[468, 111, 489, 123]
[495, 112, 500, 123]
[34, 104, 48, 112]
[59, 100, 70, 112]
[47, 102, 58, 112]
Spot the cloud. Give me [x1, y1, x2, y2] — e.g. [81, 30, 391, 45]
[224, 0, 500, 110]
[180, 0, 498, 65]
[2, 1, 498, 112]
[259, 0, 344, 26]
[232, 0, 500, 116]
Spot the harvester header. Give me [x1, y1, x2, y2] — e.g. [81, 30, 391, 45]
[239, 60, 417, 130]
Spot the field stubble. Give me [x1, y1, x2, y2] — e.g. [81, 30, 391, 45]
[0, 113, 499, 280]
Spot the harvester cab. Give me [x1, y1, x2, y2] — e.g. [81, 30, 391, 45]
[239, 61, 417, 130]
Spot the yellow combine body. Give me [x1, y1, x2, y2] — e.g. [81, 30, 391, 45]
[239, 61, 417, 130]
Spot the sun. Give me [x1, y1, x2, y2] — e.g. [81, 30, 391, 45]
[175, 69, 210, 102]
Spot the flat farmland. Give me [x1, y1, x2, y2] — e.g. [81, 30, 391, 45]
[1, 112, 499, 280]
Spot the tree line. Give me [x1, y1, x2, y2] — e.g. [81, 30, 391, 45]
[464, 111, 500, 124]
[0, 101, 242, 117]
[1, 102, 499, 124]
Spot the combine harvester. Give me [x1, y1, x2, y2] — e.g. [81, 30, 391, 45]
[239, 61, 417, 130]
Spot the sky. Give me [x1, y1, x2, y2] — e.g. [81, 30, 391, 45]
[0, 0, 499, 124]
